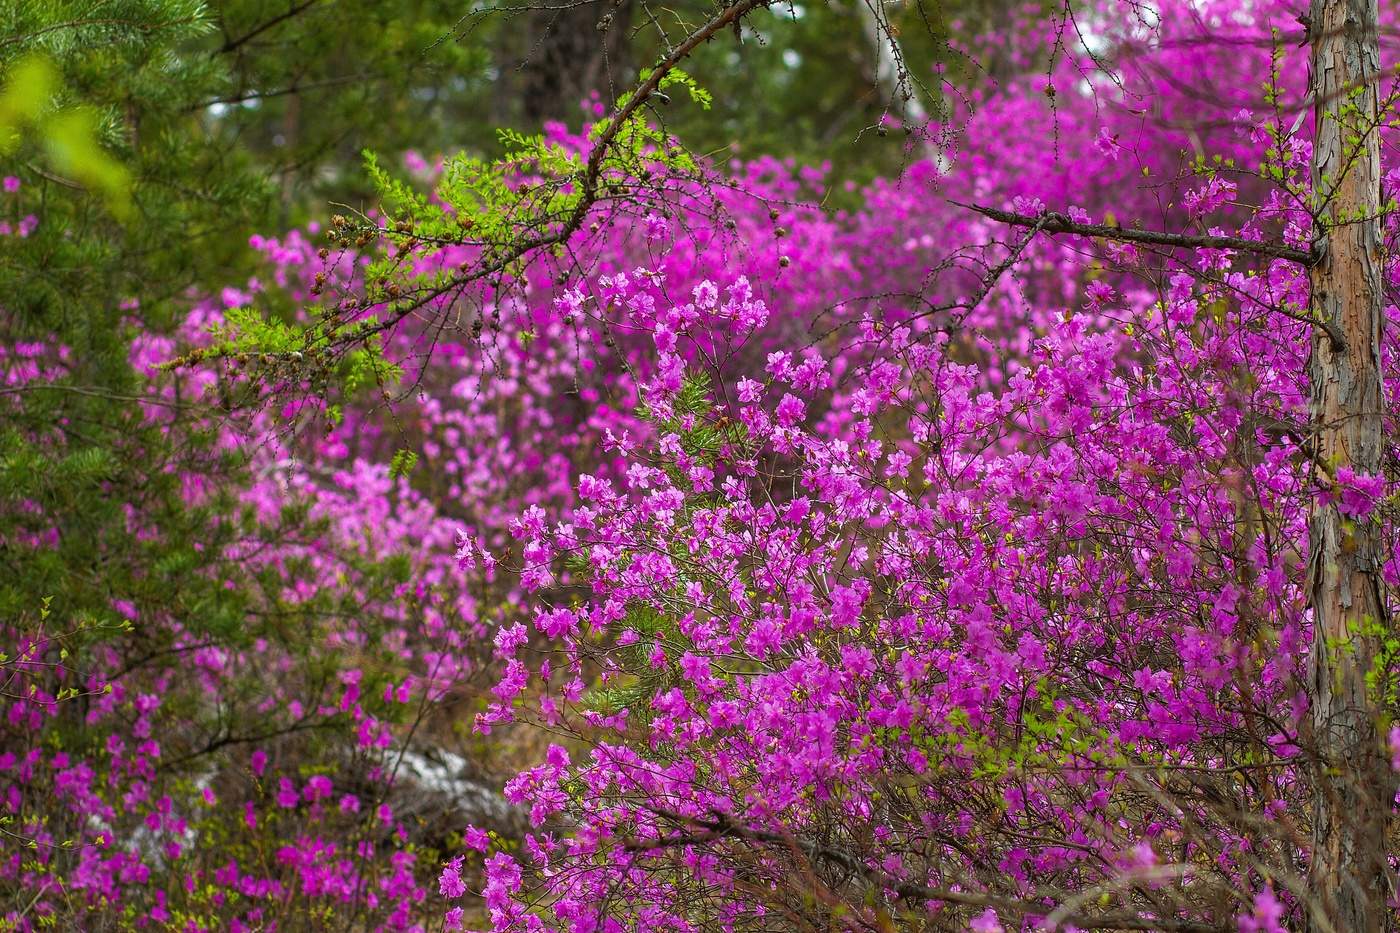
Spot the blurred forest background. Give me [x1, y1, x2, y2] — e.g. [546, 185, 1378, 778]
[4, 0, 1041, 236]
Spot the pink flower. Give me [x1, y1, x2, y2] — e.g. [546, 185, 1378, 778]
[463, 825, 491, 852]
[970, 908, 1003, 933]
[774, 393, 805, 427]
[1094, 126, 1122, 160]
[1336, 466, 1385, 518]
[303, 774, 332, 801]
[1238, 887, 1286, 933]
[439, 855, 467, 899]
[275, 778, 298, 808]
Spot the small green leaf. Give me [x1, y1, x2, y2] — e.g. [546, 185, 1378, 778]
[389, 448, 418, 478]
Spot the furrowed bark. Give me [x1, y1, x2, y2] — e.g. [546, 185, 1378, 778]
[1305, 0, 1395, 929]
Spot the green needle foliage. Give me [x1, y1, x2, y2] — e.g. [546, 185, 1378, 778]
[0, 0, 494, 716]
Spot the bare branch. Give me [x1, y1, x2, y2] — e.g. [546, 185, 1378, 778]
[216, 0, 322, 56]
[950, 200, 1314, 265]
[634, 808, 1224, 933]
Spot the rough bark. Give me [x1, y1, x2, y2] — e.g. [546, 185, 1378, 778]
[1305, 0, 1395, 929]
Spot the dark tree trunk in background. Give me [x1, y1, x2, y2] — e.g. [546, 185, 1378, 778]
[516, 0, 633, 125]
[1304, 0, 1395, 929]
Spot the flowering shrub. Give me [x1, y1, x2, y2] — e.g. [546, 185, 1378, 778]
[424, 2, 1400, 929]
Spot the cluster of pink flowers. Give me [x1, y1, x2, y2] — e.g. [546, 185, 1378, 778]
[439, 2, 1398, 929]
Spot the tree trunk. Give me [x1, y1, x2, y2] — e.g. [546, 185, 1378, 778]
[515, 0, 633, 126]
[1305, 0, 1394, 929]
